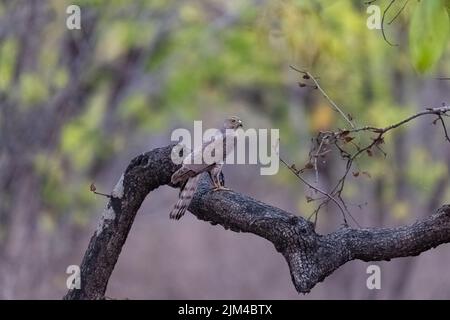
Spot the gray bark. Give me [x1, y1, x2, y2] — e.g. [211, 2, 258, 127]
[63, 144, 450, 299]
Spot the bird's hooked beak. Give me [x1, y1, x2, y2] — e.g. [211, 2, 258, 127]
[238, 120, 243, 128]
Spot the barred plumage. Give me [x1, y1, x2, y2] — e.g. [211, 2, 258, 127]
[169, 175, 201, 220]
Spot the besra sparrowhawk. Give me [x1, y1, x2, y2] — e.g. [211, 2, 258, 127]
[169, 116, 243, 220]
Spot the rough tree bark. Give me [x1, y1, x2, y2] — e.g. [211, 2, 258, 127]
[63, 144, 450, 299]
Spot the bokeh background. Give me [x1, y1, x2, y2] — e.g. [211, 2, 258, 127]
[0, 0, 449, 299]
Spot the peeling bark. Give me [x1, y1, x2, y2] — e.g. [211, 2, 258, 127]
[63, 144, 450, 299]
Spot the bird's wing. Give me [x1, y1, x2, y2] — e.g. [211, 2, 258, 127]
[182, 135, 221, 173]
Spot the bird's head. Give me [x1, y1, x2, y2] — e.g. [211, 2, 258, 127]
[223, 116, 243, 130]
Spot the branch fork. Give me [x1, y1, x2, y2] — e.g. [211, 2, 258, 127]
[64, 145, 450, 299]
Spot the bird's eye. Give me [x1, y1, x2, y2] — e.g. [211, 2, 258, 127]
[232, 119, 236, 123]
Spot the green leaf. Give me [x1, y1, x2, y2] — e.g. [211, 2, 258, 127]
[19, 73, 49, 106]
[409, 0, 450, 73]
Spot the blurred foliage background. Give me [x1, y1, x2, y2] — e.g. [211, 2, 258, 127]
[0, 0, 449, 299]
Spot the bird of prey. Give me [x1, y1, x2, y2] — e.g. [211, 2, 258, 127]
[169, 116, 243, 220]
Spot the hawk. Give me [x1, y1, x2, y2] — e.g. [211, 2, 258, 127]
[169, 116, 243, 220]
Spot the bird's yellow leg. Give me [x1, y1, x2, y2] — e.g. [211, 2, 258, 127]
[212, 185, 231, 191]
[211, 170, 231, 192]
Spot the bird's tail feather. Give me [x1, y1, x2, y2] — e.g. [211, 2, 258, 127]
[169, 175, 201, 220]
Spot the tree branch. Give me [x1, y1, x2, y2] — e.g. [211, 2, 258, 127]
[63, 144, 450, 299]
[283, 105, 450, 226]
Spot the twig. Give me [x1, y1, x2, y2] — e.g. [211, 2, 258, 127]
[284, 104, 449, 228]
[436, 115, 450, 143]
[381, 0, 399, 46]
[332, 106, 449, 206]
[90, 183, 112, 198]
[279, 155, 349, 226]
[388, 0, 409, 25]
[93, 191, 112, 198]
[313, 137, 325, 184]
[349, 106, 450, 134]
[287, 66, 448, 228]
[290, 65, 355, 128]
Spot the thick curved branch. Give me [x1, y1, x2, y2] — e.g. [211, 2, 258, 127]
[64, 144, 450, 299]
